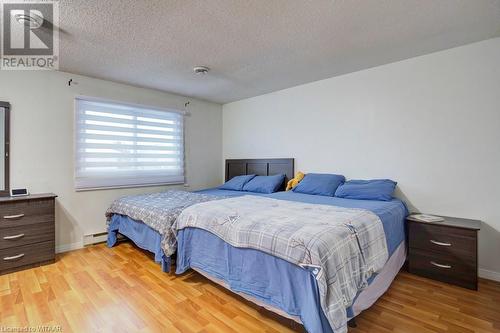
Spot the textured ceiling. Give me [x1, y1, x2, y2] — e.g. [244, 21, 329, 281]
[58, 0, 500, 104]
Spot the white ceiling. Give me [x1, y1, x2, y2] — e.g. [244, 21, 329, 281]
[59, 0, 500, 104]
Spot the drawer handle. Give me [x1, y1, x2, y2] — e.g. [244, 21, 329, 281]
[3, 253, 25, 261]
[430, 261, 452, 269]
[430, 240, 452, 247]
[3, 233, 25, 240]
[3, 213, 25, 219]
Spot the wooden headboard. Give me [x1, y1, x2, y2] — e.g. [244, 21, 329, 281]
[225, 158, 294, 190]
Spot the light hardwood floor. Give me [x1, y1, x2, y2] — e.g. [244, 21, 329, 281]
[1, 241, 499, 333]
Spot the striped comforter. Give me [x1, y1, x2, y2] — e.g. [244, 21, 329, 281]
[105, 190, 225, 256]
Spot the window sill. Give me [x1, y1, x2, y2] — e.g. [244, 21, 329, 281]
[75, 181, 186, 192]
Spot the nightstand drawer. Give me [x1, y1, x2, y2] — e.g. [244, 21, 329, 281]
[0, 199, 54, 229]
[0, 223, 55, 249]
[0, 241, 55, 272]
[409, 249, 477, 290]
[409, 222, 476, 260]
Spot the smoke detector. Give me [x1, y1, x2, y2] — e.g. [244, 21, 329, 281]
[193, 66, 209, 75]
[14, 12, 44, 29]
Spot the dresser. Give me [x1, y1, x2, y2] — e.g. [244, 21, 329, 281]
[0, 193, 57, 275]
[407, 215, 480, 290]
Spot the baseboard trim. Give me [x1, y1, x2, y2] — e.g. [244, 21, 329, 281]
[479, 268, 500, 282]
[55, 241, 83, 254]
[56, 232, 120, 254]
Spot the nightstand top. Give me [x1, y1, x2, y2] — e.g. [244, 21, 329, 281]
[0, 193, 57, 203]
[407, 214, 481, 230]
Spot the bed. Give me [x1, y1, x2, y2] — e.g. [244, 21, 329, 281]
[106, 158, 407, 332]
[172, 161, 408, 333]
[106, 158, 294, 272]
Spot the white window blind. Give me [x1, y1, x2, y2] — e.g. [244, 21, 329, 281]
[75, 98, 184, 190]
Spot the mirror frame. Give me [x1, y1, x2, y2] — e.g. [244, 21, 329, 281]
[0, 101, 9, 197]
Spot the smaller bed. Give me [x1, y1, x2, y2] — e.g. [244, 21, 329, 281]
[106, 158, 294, 272]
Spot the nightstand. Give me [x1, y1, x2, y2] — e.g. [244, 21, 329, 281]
[407, 214, 480, 290]
[0, 193, 57, 275]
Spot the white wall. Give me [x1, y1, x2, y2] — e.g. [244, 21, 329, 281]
[223, 38, 500, 280]
[0, 70, 223, 252]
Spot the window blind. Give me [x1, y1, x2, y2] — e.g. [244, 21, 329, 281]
[75, 98, 184, 190]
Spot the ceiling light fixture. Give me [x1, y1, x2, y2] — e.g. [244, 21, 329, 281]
[14, 12, 44, 29]
[193, 66, 209, 75]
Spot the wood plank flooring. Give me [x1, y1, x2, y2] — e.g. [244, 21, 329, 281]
[0, 241, 499, 332]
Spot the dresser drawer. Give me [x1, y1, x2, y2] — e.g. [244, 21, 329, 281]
[0, 240, 55, 272]
[408, 249, 477, 290]
[0, 199, 54, 229]
[409, 222, 476, 260]
[0, 223, 55, 249]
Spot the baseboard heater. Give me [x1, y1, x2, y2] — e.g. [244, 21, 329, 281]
[83, 231, 125, 246]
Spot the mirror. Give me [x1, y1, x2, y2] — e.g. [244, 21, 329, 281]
[0, 102, 10, 196]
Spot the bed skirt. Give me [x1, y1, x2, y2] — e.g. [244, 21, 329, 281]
[107, 214, 171, 272]
[176, 227, 406, 333]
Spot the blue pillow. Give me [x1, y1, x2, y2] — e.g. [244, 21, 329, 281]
[243, 174, 285, 194]
[334, 179, 397, 201]
[219, 175, 256, 191]
[293, 173, 345, 196]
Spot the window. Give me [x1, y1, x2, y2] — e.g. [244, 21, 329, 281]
[75, 97, 184, 190]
